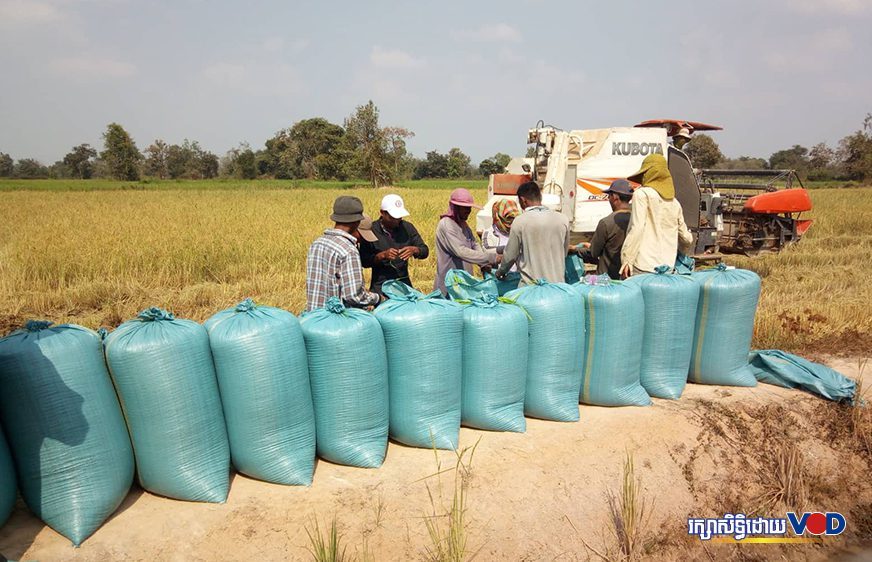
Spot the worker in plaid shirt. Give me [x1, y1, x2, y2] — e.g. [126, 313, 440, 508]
[306, 196, 383, 312]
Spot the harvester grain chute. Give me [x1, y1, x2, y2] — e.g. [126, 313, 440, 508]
[477, 119, 813, 261]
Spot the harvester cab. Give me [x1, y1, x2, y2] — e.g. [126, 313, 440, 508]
[476, 119, 813, 258]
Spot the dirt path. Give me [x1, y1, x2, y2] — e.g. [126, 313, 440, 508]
[1, 357, 869, 561]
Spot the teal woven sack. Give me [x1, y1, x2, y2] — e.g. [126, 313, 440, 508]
[444, 269, 499, 301]
[204, 299, 316, 486]
[488, 272, 521, 296]
[0, 322, 133, 545]
[573, 276, 651, 406]
[104, 309, 230, 503]
[689, 266, 760, 386]
[565, 254, 586, 284]
[375, 281, 464, 449]
[0, 427, 14, 528]
[300, 297, 389, 467]
[749, 350, 856, 402]
[457, 294, 528, 432]
[505, 281, 584, 421]
[625, 267, 700, 399]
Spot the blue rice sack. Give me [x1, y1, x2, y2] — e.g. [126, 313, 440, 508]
[445, 269, 499, 301]
[505, 281, 584, 421]
[689, 265, 761, 386]
[749, 350, 856, 402]
[457, 293, 528, 432]
[573, 276, 651, 406]
[204, 299, 316, 485]
[300, 297, 389, 467]
[624, 266, 700, 399]
[488, 272, 522, 296]
[104, 309, 230, 502]
[0, 322, 133, 545]
[565, 254, 586, 284]
[375, 281, 464, 449]
[0, 426, 18, 529]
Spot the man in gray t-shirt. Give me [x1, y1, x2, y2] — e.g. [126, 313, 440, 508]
[495, 181, 570, 286]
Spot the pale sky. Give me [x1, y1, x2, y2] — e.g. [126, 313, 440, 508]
[1, 0, 870, 165]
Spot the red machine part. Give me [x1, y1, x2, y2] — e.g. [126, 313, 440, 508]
[634, 119, 724, 136]
[491, 173, 531, 195]
[743, 188, 813, 214]
[795, 220, 814, 236]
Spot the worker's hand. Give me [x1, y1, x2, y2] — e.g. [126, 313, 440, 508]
[494, 253, 503, 264]
[398, 246, 418, 260]
[377, 248, 399, 262]
[619, 264, 631, 279]
[580, 242, 591, 249]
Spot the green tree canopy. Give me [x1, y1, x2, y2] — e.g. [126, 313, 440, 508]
[13, 158, 49, 179]
[344, 100, 413, 187]
[262, 118, 350, 180]
[838, 113, 872, 181]
[414, 150, 450, 179]
[769, 144, 809, 171]
[684, 134, 724, 168]
[62, 143, 98, 179]
[164, 140, 219, 179]
[479, 152, 512, 176]
[0, 153, 13, 177]
[144, 140, 169, 179]
[718, 156, 768, 170]
[101, 123, 141, 180]
[446, 148, 471, 178]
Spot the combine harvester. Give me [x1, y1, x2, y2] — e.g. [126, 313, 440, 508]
[477, 119, 813, 259]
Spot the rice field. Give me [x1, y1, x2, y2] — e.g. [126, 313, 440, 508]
[0, 182, 870, 354]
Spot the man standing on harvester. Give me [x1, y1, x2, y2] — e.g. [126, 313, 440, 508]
[495, 181, 570, 285]
[576, 179, 633, 280]
[359, 194, 429, 297]
[305, 196, 382, 311]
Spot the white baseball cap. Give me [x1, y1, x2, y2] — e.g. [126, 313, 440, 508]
[380, 194, 410, 219]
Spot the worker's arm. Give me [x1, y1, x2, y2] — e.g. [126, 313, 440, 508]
[676, 206, 694, 256]
[436, 220, 496, 267]
[621, 191, 649, 275]
[495, 224, 521, 278]
[399, 222, 430, 261]
[580, 220, 607, 264]
[339, 251, 381, 309]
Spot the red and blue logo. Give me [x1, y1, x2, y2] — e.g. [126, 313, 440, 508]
[787, 512, 846, 536]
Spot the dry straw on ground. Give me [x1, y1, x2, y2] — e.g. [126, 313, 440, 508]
[1, 186, 870, 354]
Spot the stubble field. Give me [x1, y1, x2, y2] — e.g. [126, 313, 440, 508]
[0, 181, 869, 355]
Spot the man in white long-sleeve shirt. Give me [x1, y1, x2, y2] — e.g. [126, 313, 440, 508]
[620, 154, 693, 277]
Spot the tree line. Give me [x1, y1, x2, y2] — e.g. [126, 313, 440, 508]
[3, 107, 871, 184]
[0, 101, 511, 186]
[684, 113, 872, 182]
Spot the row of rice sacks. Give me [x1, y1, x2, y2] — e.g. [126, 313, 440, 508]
[0, 266, 760, 545]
